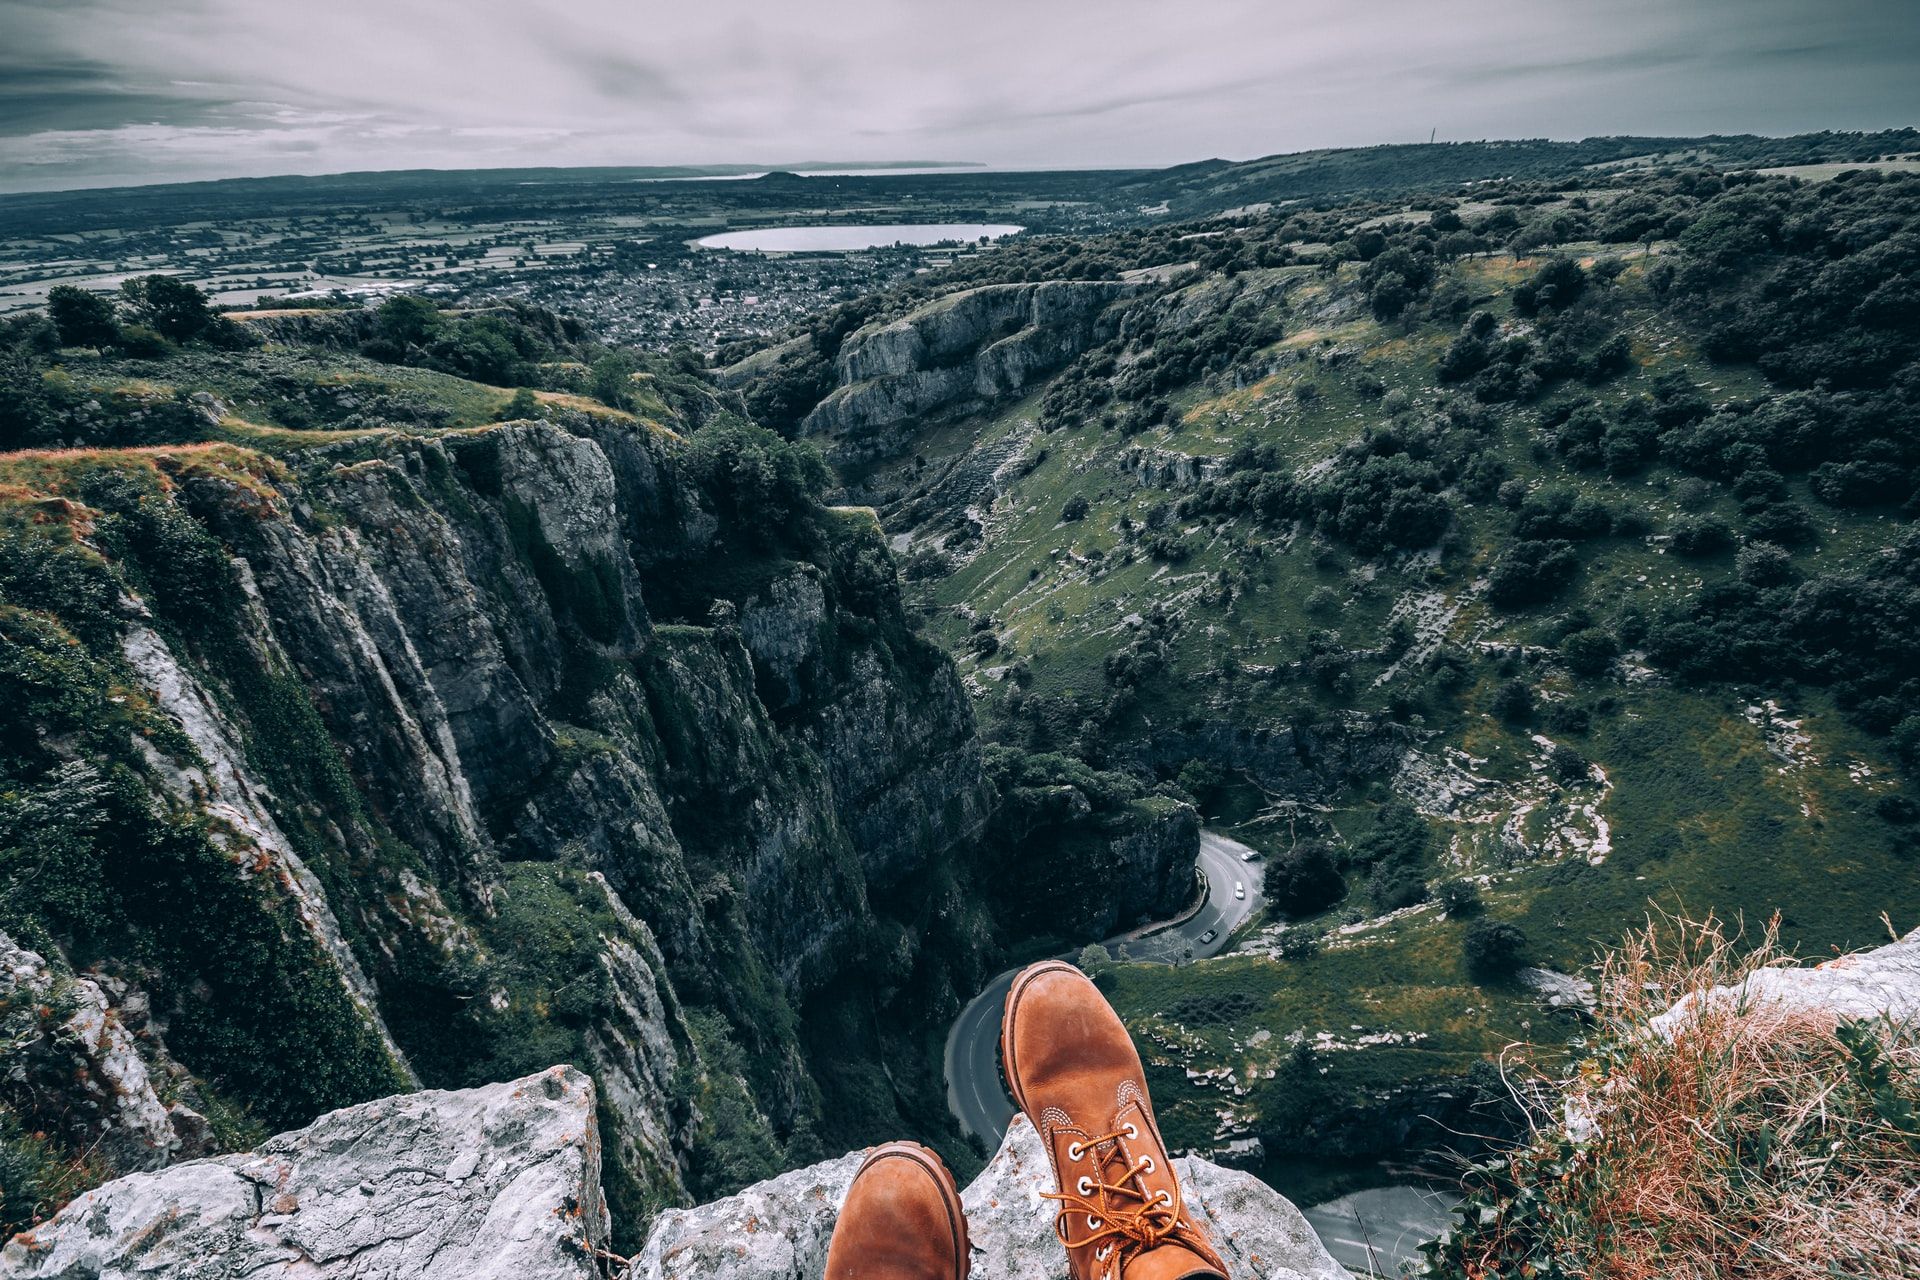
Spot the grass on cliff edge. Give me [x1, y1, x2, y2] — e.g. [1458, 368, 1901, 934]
[1426, 914, 1920, 1280]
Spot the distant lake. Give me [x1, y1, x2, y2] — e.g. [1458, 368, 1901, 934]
[695, 223, 1023, 252]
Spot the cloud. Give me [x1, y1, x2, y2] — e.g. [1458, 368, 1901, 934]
[0, 0, 1913, 191]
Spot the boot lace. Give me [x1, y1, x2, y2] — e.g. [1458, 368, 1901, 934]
[1043, 1124, 1221, 1278]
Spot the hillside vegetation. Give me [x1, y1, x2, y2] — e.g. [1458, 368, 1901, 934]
[730, 157, 1920, 1176]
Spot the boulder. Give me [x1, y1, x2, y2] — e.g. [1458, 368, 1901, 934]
[2, 1066, 608, 1280]
[637, 1113, 1344, 1280]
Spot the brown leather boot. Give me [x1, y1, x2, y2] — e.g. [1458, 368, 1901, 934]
[823, 1141, 970, 1280]
[1002, 961, 1229, 1280]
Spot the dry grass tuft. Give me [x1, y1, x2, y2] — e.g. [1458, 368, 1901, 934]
[1425, 913, 1920, 1280]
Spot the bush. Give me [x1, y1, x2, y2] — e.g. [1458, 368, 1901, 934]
[1060, 495, 1090, 522]
[1262, 840, 1346, 917]
[1671, 515, 1735, 556]
[1437, 878, 1483, 918]
[1548, 743, 1592, 782]
[1487, 539, 1579, 606]
[1735, 540, 1794, 587]
[1463, 919, 1529, 978]
[1558, 628, 1617, 676]
[1491, 679, 1535, 722]
[1368, 863, 1430, 912]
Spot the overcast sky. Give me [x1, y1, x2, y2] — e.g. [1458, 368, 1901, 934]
[1, 0, 1915, 193]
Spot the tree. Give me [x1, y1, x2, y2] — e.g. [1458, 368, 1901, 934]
[1263, 840, 1346, 917]
[495, 388, 541, 421]
[1076, 944, 1113, 976]
[590, 351, 640, 411]
[1060, 495, 1089, 522]
[1487, 539, 1578, 606]
[118, 275, 214, 343]
[375, 294, 441, 349]
[1464, 920, 1529, 979]
[45, 286, 119, 349]
[1437, 879, 1483, 918]
[0, 349, 56, 449]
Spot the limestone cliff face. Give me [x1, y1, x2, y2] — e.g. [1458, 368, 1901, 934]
[796, 281, 1143, 463]
[1, 409, 993, 1238]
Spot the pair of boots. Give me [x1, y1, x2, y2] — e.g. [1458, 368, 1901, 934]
[824, 961, 1229, 1280]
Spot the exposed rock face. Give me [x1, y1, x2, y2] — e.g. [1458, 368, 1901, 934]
[0, 931, 183, 1176]
[5, 407, 1003, 1236]
[638, 1113, 1344, 1280]
[1124, 445, 1222, 491]
[1650, 925, 1920, 1037]
[2, 1067, 607, 1280]
[798, 282, 1142, 463]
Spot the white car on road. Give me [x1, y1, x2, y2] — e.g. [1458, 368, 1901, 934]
[1234, 881, 1245, 900]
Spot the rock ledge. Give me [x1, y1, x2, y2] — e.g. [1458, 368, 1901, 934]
[3, 1066, 607, 1280]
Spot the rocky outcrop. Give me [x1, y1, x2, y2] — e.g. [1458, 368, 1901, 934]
[1124, 445, 1223, 491]
[798, 282, 1143, 463]
[1650, 925, 1920, 1037]
[8, 1085, 1343, 1280]
[639, 1113, 1345, 1280]
[2, 1067, 608, 1280]
[0, 930, 198, 1177]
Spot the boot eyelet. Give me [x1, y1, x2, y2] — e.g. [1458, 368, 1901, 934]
[1157, 1190, 1173, 1206]
[1077, 1175, 1095, 1195]
[1140, 1157, 1155, 1174]
[1087, 1216, 1103, 1230]
[1096, 1245, 1113, 1262]
[1067, 1141, 1085, 1161]
[1122, 1122, 1139, 1139]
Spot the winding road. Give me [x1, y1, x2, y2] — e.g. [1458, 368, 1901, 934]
[941, 828, 1456, 1275]
[943, 829, 1265, 1145]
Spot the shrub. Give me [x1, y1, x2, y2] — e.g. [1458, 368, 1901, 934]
[1548, 743, 1592, 783]
[1437, 878, 1483, 918]
[1671, 515, 1735, 556]
[1491, 679, 1535, 722]
[45, 285, 119, 349]
[1368, 863, 1430, 912]
[1735, 540, 1794, 587]
[1262, 840, 1346, 917]
[1463, 919, 1529, 978]
[1558, 628, 1617, 676]
[1061, 495, 1090, 522]
[1487, 539, 1579, 606]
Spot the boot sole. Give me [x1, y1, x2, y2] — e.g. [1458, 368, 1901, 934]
[855, 1140, 971, 1280]
[999, 959, 1084, 1122]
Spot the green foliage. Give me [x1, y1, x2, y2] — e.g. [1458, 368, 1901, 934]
[119, 275, 218, 343]
[495, 387, 541, 421]
[682, 418, 830, 551]
[681, 1009, 786, 1201]
[1463, 919, 1528, 979]
[1490, 678, 1535, 722]
[0, 1108, 101, 1241]
[1486, 539, 1578, 606]
[1262, 839, 1346, 917]
[45, 286, 119, 349]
